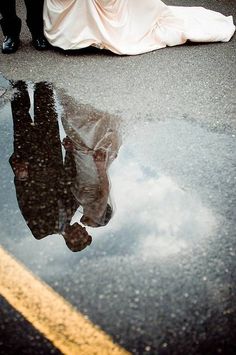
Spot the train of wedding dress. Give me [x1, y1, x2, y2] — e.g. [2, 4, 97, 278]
[43, 0, 235, 55]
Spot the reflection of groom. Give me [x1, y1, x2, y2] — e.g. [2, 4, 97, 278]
[9, 81, 91, 251]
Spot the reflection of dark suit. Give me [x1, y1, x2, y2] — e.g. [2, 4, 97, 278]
[9, 81, 79, 240]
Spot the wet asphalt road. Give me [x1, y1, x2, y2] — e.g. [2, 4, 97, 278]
[0, 295, 60, 355]
[0, 0, 236, 354]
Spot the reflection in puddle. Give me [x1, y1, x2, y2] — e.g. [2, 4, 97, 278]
[0, 74, 12, 107]
[8, 80, 120, 252]
[110, 161, 216, 257]
[61, 96, 121, 228]
[2, 78, 217, 257]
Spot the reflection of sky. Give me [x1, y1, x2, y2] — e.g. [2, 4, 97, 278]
[0, 86, 224, 261]
[71, 121, 218, 259]
[108, 150, 216, 257]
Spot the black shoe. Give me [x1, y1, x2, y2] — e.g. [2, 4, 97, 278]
[2, 36, 20, 54]
[32, 35, 49, 50]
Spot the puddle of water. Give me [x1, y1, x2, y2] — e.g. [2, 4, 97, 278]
[1, 75, 235, 260]
[0, 74, 13, 106]
[0, 78, 122, 253]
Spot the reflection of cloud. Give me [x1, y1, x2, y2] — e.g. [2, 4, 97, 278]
[106, 152, 217, 258]
[70, 121, 219, 259]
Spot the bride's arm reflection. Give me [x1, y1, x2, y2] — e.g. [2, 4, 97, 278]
[61, 102, 121, 230]
[62, 137, 113, 228]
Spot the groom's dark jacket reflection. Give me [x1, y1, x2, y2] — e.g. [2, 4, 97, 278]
[9, 80, 79, 240]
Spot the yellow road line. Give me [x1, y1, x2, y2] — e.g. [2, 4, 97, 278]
[0, 246, 130, 355]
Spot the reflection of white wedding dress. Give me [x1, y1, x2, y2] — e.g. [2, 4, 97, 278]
[62, 103, 121, 226]
[44, 0, 235, 55]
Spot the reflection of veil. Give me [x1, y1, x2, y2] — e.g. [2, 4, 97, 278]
[61, 98, 121, 227]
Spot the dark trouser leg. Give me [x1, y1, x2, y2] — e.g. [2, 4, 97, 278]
[34, 82, 63, 170]
[10, 80, 33, 163]
[0, 0, 21, 37]
[24, 0, 44, 37]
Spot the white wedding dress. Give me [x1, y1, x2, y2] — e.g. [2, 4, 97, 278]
[43, 0, 235, 55]
[61, 102, 121, 227]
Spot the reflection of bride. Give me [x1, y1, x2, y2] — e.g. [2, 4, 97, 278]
[61, 102, 121, 227]
[43, 0, 235, 55]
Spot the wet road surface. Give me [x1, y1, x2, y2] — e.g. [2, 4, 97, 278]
[0, 296, 60, 355]
[0, 74, 236, 354]
[0, 0, 236, 354]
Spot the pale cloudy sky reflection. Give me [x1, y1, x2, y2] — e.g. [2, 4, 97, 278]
[71, 121, 218, 258]
[107, 153, 217, 258]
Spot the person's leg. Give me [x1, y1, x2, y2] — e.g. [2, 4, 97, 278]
[34, 82, 63, 171]
[9, 80, 33, 180]
[0, 0, 21, 53]
[24, 0, 49, 50]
